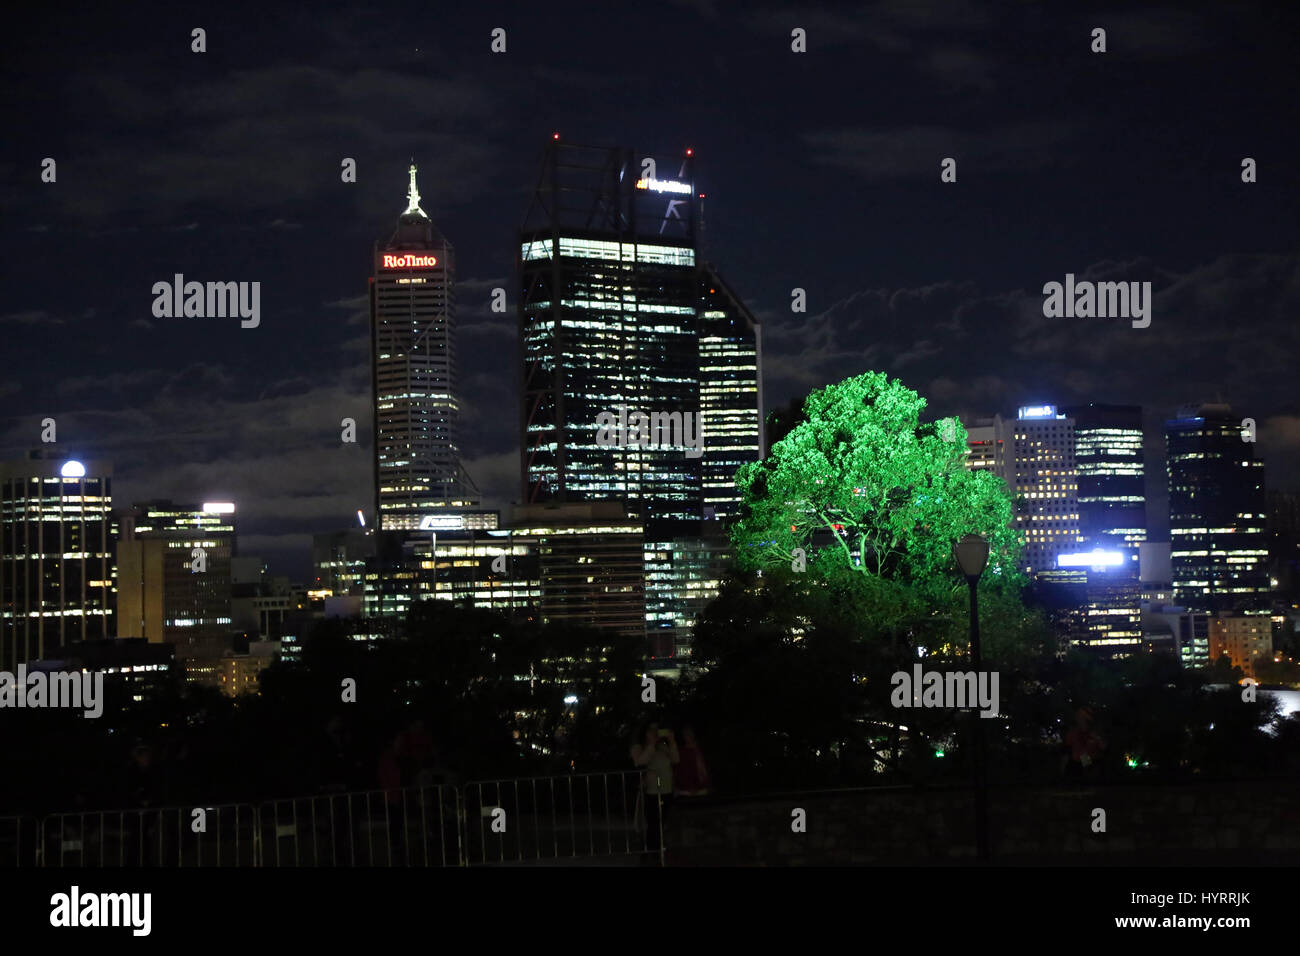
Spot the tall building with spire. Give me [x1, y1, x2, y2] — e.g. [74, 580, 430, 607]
[370, 162, 479, 531]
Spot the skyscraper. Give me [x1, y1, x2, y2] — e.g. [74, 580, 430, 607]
[518, 139, 760, 533]
[1165, 403, 1270, 614]
[0, 452, 114, 671]
[698, 267, 762, 520]
[968, 407, 1139, 653]
[966, 407, 1081, 574]
[371, 162, 478, 532]
[116, 500, 236, 686]
[1060, 403, 1146, 566]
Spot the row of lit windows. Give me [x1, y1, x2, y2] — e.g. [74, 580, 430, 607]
[521, 238, 696, 266]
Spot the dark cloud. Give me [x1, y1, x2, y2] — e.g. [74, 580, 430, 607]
[804, 121, 1081, 181]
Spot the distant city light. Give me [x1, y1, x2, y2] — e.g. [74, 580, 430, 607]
[634, 177, 691, 195]
[60, 460, 85, 478]
[1058, 549, 1125, 568]
[1017, 404, 1058, 420]
[564, 695, 578, 705]
[419, 514, 466, 531]
[357, 510, 366, 527]
[202, 502, 235, 514]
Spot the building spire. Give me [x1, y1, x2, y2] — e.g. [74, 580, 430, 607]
[404, 159, 427, 218]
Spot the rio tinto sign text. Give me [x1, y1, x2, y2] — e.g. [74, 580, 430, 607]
[382, 253, 439, 269]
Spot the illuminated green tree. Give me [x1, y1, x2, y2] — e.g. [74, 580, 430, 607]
[733, 371, 1023, 595]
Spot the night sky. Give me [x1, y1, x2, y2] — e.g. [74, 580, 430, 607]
[3, 1, 1297, 576]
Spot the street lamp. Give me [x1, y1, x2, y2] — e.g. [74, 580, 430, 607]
[952, 533, 990, 862]
[952, 534, 989, 665]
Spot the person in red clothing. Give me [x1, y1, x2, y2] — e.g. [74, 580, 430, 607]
[1062, 706, 1105, 783]
[674, 724, 712, 797]
[399, 719, 435, 786]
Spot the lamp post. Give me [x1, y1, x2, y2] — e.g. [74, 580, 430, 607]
[952, 533, 990, 862]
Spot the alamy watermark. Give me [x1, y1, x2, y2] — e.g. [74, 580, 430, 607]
[890, 664, 1000, 718]
[0, 665, 104, 718]
[50, 886, 151, 936]
[151, 274, 260, 328]
[595, 405, 702, 459]
[1042, 273, 1151, 328]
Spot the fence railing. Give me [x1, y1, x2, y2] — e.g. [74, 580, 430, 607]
[5, 771, 661, 867]
[0, 816, 37, 868]
[256, 786, 462, 867]
[38, 802, 258, 867]
[461, 770, 648, 865]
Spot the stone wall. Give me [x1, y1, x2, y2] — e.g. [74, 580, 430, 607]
[665, 783, 1300, 865]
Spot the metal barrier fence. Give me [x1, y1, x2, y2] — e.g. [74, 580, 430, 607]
[8, 771, 660, 867]
[0, 816, 37, 867]
[461, 770, 654, 865]
[38, 803, 258, 867]
[256, 786, 461, 866]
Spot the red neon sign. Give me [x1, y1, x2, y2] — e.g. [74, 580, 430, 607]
[382, 253, 438, 269]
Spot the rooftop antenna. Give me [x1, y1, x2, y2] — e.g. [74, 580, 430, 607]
[404, 160, 428, 218]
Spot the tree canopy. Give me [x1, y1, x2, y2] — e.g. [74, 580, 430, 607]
[733, 370, 1023, 597]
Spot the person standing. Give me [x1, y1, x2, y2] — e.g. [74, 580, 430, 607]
[630, 722, 678, 859]
[674, 724, 712, 797]
[1063, 706, 1105, 783]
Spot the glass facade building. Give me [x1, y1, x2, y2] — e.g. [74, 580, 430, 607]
[1165, 403, 1270, 614]
[518, 141, 760, 535]
[698, 268, 762, 520]
[0, 453, 114, 670]
[1060, 404, 1146, 568]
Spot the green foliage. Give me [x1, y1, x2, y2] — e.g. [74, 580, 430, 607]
[732, 371, 1023, 596]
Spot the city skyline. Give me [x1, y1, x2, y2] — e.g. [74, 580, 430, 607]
[3, 1, 1300, 907]
[3, 2, 1298, 577]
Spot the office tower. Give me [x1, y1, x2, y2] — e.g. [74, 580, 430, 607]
[518, 139, 761, 533]
[0, 452, 114, 671]
[1142, 607, 1211, 667]
[365, 502, 645, 639]
[1165, 403, 1270, 614]
[116, 500, 235, 686]
[32, 638, 176, 716]
[1209, 614, 1272, 679]
[312, 529, 375, 597]
[980, 406, 1081, 574]
[965, 418, 1008, 475]
[643, 528, 731, 662]
[698, 268, 762, 520]
[516, 503, 645, 636]
[969, 408, 1135, 653]
[371, 162, 478, 532]
[1060, 404, 1146, 564]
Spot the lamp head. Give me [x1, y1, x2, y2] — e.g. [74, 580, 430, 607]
[953, 534, 990, 581]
